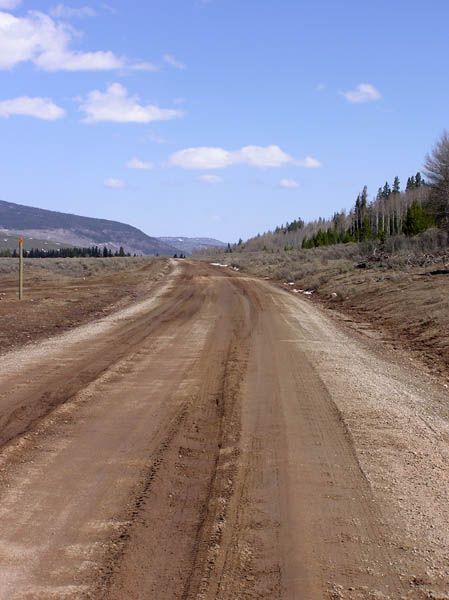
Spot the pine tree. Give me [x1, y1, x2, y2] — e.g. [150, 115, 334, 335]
[382, 182, 391, 198]
[392, 176, 401, 194]
[403, 201, 434, 236]
[360, 215, 372, 241]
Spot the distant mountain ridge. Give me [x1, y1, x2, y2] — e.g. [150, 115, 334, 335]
[159, 237, 226, 254]
[0, 200, 178, 256]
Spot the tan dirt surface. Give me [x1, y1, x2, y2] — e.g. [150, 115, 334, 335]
[0, 257, 170, 353]
[202, 249, 449, 381]
[0, 261, 447, 599]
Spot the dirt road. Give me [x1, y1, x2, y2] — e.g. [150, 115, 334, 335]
[0, 261, 447, 599]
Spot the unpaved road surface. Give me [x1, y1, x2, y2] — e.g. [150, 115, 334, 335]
[0, 261, 448, 599]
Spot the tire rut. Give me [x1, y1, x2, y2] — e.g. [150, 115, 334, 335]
[0, 267, 202, 451]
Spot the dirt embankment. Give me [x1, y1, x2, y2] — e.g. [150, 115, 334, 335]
[203, 248, 449, 380]
[0, 257, 170, 353]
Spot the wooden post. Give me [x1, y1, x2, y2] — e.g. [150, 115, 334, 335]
[19, 237, 24, 300]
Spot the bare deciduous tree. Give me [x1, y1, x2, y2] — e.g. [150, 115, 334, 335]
[425, 131, 449, 227]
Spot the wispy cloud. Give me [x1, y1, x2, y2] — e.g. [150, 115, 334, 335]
[341, 83, 381, 104]
[279, 178, 299, 189]
[126, 158, 154, 170]
[197, 174, 223, 184]
[100, 3, 116, 14]
[79, 83, 184, 124]
[130, 61, 159, 72]
[50, 4, 97, 18]
[296, 156, 321, 168]
[169, 145, 321, 170]
[104, 177, 126, 189]
[163, 53, 187, 70]
[0, 0, 21, 9]
[0, 96, 65, 120]
[0, 10, 148, 71]
[146, 130, 169, 144]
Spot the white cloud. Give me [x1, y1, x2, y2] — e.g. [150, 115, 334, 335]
[341, 83, 381, 104]
[163, 53, 186, 70]
[197, 174, 223, 184]
[296, 156, 321, 168]
[0, 96, 65, 120]
[104, 177, 126, 189]
[279, 178, 299, 189]
[170, 147, 233, 170]
[169, 145, 321, 170]
[236, 145, 294, 168]
[0, 10, 139, 71]
[126, 158, 154, 170]
[79, 83, 184, 124]
[38, 49, 123, 71]
[50, 4, 96, 18]
[130, 61, 159, 72]
[0, 0, 21, 8]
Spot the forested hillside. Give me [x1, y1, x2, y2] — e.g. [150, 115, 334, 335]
[234, 132, 449, 254]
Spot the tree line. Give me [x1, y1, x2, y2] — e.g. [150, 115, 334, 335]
[237, 131, 449, 253]
[301, 171, 428, 248]
[0, 245, 132, 258]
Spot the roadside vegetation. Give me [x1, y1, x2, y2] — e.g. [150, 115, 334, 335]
[202, 131, 449, 377]
[225, 131, 449, 254]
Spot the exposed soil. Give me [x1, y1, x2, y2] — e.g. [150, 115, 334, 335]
[0, 257, 170, 353]
[205, 249, 449, 381]
[0, 260, 448, 599]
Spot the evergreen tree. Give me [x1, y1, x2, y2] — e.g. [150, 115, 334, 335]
[392, 176, 401, 194]
[360, 215, 372, 241]
[382, 182, 391, 198]
[403, 201, 434, 236]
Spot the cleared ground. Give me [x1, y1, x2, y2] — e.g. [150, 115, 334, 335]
[0, 260, 448, 599]
[0, 257, 170, 352]
[205, 247, 449, 379]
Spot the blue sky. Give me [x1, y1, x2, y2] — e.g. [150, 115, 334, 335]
[0, 0, 448, 242]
